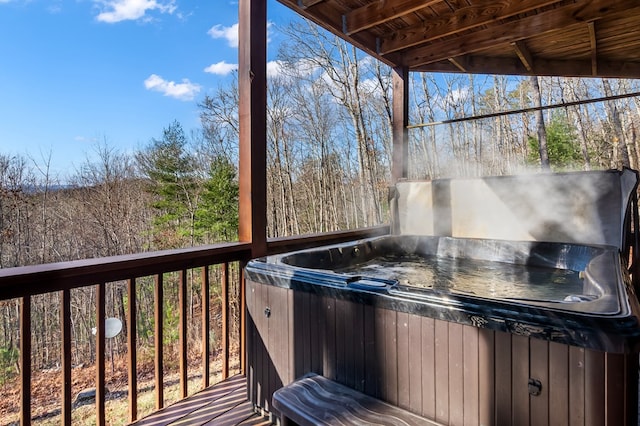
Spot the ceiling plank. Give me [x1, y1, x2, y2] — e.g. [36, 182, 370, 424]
[381, 0, 563, 55]
[511, 41, 534, 72]
[344, 0, 441, 35]
[406, 0, 640, 68]
[588, 21, 598, 76]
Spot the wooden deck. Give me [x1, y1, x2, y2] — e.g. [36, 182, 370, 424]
[130, 375, 272, 426]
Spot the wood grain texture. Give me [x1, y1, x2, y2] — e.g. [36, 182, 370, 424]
[434, 319, 449, 424]
[277, 0, 640, 78]
[530, 338, 549, 426]
[245, 280, 639, 425]
[273, 373, 442, 426]
[421, 316, 436, 420]
[548, 342, 569, 426]
[463, 325, 479, 426]
[478, 328, 495, 426]
[131, 375, 268, 426]
[569, 346, 585, 426]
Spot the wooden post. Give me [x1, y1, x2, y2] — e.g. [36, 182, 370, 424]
[392, 66, 409, 182]
[391, 66, 409, 234]
[238, 0, 267, 377]
[238, 0, 268, 259]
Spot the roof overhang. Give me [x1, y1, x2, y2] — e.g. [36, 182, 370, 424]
[277, 0, 640, 78]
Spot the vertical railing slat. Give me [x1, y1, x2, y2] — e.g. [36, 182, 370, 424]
[154, 273, 164, 410]
[2, 242, 263, 423]
[20, 295, 31, 426]
[96, 283, 106, 426]
[127, 277, 138, 422]
[61, 289, 72, 426]
[240, 263, 246, 375]
[179, 269, 188, 398]
[201, 266, 210, 388]
[221, 262, 229, 379]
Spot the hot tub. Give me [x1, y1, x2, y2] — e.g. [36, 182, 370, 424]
[246, 169, 640, 425]
[253, 235, 639, 349]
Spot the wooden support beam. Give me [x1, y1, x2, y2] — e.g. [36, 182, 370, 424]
[238, 0, 268, 259]
[448, 57, 467, 73]
[588, 21, 598, 76]
[344, 0, 440, 35]
[413, 55, 640, 79]
[392, 66, 409, 182]
[511, 41, 534, 72]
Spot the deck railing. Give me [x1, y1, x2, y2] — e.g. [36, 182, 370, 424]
[0, 225, 389, 425]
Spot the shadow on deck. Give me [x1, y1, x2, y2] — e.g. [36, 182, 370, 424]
[130, 375, 271, 426]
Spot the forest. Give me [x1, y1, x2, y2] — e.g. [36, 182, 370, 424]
[1, 18, 640, 408]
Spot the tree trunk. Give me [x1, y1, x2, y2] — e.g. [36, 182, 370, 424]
[531, 76, 550, 170]
[602, 78, 630, 169]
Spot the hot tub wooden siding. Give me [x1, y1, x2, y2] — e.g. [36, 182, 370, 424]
[246, 279, 638, 425]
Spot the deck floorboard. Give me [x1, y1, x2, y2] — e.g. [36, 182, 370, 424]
[130, 375, 270, 426]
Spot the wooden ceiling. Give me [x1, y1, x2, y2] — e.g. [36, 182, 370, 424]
[276, 0, 640, 78]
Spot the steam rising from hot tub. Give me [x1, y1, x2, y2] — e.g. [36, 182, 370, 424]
[245, 168, 640, 424]
[394, 169, 638, 249]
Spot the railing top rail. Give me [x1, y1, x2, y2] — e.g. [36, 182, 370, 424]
[0, 242, 252, 300]
[0, 226, 391, 300]
[267, 225, 390, 256]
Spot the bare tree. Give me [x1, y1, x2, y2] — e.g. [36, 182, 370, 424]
[602, 79, 631, 169]
[279, 20, 385, 226]
[531, 76, 550, 170]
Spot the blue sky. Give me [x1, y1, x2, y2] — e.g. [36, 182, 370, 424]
[0, 0, 297, 177]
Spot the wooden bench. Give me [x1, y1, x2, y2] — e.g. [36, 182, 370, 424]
[272, 373, 443, 426]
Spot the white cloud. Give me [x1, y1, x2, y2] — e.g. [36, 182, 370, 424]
[295, 58, 321, 77]
[208, 23, 239, 48]
[359, 77, 382, 94]
[202, 61, 291, 80]
[207, 21, 274, 48]
[267, 60, 284, 78]
[144, 74, 201, 101]
[265, 59, 320, 81]
[204, 61, 238, 76]
[95, 0, 176, 23]
[443, 87, 469, 107]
